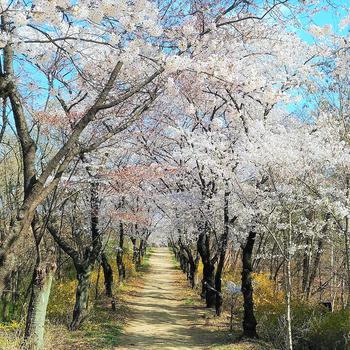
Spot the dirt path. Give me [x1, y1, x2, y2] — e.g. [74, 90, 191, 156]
[117, 248, 227, 350]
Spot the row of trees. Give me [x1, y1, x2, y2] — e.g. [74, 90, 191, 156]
[1, 0, 350, 349]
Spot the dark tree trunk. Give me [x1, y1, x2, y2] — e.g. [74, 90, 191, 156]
[188, 255, 199, 288]
[116, 223, 125, 283]
[179, 247, 189, 275]
[47, 222, 98, 332]
[305, 215, 329, 299]
[101, 253, 113, 297]
[130, 237, 139, 268]
[306, 237, 324, 300]
[197, 227, 216, 308]
[214, 190, 232, 316]
[56, 245, 62, 280]
[137, 239, 144, 266]
[241, 230, 258, 338]
[214, 265, 224, 316]
[182, 246, 199, 289]
[301, 238, 310, 297]
[203, 261, 216, 308]
[69, 265, 92, 331]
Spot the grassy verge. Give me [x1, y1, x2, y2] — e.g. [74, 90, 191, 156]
[170, 253, 273, 350]
[50, 250, 153, 349]
[0, 250, 153, 350]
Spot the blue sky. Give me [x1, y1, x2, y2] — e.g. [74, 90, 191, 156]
[296, 0, 350, 42]
[284, 1, 350, 117]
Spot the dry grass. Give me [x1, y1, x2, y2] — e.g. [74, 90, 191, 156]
[0, 252, 151, 350]
[172, 256, 274, 350]
[0, 249, 273, 350]
[47, 257, 150, 350]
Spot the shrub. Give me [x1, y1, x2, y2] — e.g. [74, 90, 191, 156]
[47, 279, 77, 323]
[123, 252, 136, 277]
[252, 273, 284, 308]
[308, 309, 350, 350]
[257, 301, 350, 350]
[0, 320, 23, 350]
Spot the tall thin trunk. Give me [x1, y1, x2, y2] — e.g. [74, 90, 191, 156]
[285, 212, 293, 350]
[117, 223, 125, 284]
[345, 176, 350, 307]
[330, 233, 336, 305]
[301, 238, 310, 298]
[305, 238, 324, 299]
[286, 256, 293, 350]
[241, 230, 258, 338]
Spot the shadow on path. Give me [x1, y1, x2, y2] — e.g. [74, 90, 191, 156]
[116, 248, 228, 350]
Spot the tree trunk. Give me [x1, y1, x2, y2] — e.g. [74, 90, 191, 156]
[241, 230, 258, 338]
[188, 254, 199, 289]
[69, 265, 92, 331]
[214, 254, 225, 316]
[301, 238, 311, 298]
[285, 212, 293, 350]
[117, 223, 125, 284]
[138, 239, 145, 266]
[214, 189, 231, 316]
[286, 255, 293, 350]
[345, 176, 350, 307]
[95, 264, 101, 300]
[101, 253, 113, 297]
[305, 238, 324, 300]
[1, 273, 11, 321]
[180, 239, 199, 289]
[24, 249, 56, 350]
[131, 237, 139, 267]
[202, 261, 216, 308]
[179, 247, 188, 275]
[198, 229, 216, 308]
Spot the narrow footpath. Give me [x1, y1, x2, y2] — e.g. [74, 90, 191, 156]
[117, 248, 227, 350]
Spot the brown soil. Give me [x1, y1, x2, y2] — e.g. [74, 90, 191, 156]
[116, 248, 229, 350]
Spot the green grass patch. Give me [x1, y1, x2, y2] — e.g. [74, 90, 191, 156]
[184, 297, 195, 305]
[138, 249, 153, 273]
[83, 322, 123, 347]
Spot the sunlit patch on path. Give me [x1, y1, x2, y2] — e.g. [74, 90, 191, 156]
[116, 248, 227, 350]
